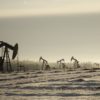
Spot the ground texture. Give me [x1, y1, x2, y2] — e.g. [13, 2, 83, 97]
[0, 68, 100, 100]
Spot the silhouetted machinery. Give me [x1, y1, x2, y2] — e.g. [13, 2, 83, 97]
[0, 41, 18, 72]
[39, 56, 50, 70]
[57, 59, 66, 69]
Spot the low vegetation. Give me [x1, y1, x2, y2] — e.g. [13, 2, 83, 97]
[0, 61, 100, 100]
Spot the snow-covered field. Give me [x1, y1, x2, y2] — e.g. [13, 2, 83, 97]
[0, 68, 100, 100]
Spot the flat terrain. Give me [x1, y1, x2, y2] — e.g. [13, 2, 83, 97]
[0, 68, 100, 100]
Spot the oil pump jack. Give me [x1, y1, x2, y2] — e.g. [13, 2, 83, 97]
[57, 59, 66, 69]
[71, 56, 80, 68]
[0, 41, 18, 72]
[39, 56, 50, 70]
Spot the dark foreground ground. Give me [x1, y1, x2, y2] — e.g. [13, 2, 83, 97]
[0, 68, 100, 100]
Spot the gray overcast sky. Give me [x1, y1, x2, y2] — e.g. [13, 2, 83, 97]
[0, 0, 100, 63]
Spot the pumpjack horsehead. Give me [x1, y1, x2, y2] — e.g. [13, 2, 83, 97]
[0, 41, 18, 72]
[57, 59, 66, 69]
[71, 56, 80, 68]
[39, 56, 50, 70]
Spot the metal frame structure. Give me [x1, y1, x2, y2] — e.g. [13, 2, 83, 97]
[0, 41, 18, 72]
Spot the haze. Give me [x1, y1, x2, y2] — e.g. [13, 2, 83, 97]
[0, 0, 100, 63]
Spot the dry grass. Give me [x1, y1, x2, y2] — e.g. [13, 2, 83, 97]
[0, 61, 100, 100]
